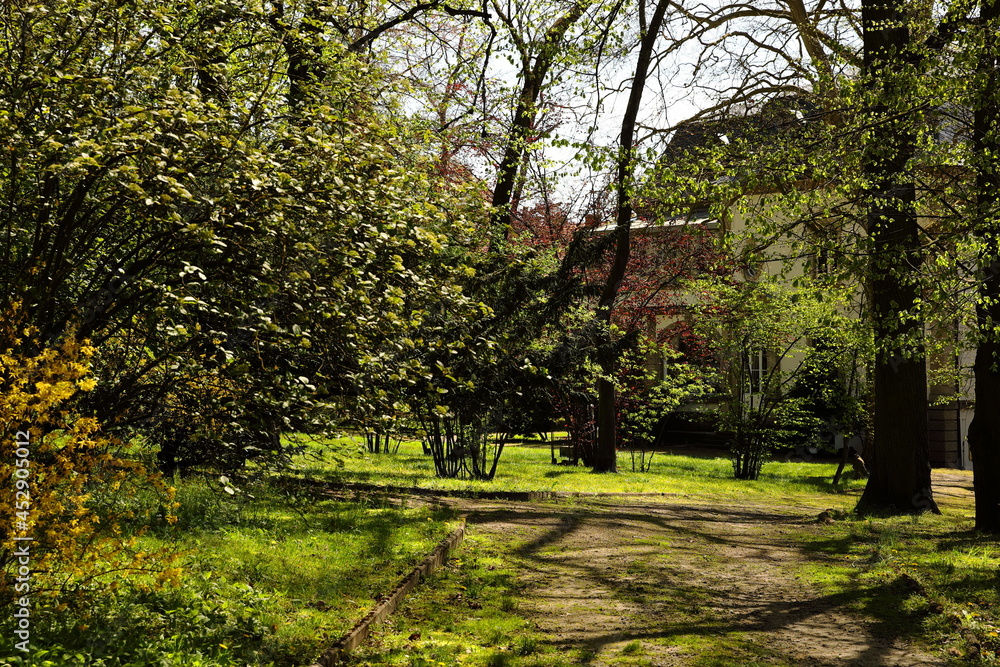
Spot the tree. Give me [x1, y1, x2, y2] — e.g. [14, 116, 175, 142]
[578, 0, 861, 476]
[395, 226, 600, 479]
[644, 0, 958, 512]
[615, 338, 710, 471]
[593, 0, 672, 473]
[650, 0, 860, 138]
[691, 277, 863, 479]
[487, 0, 597, 247]
[965, 0, 1000, 531]
[853, 1, 966, 514]
[0, 0, 479, 473]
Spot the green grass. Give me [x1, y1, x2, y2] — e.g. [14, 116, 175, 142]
[345, 497, 807, 667]
[3, 434, 980, 666]
[293, 436, 867, 506]
[308, 439, 988, 665]
[793, 481, 996, 663]
[346, 531, 579, 667]
[0, 476, 460, 667]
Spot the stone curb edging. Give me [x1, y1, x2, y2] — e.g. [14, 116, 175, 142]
[277, 476, 680, 502]
[309, 521, 466, 667]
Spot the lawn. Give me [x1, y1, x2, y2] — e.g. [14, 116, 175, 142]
[796, 486, 998, 663]
[0, 474, 461, 667]
[345, 468, 993, 666]
[3, 438, 990, 666]
[307, 440, 990, 666]
[294, 436, 868, 507]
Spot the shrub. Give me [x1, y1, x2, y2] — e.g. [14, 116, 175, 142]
[0, 317, 178, 613]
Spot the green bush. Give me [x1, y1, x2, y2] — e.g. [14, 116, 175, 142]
[0, 572, 275, 667]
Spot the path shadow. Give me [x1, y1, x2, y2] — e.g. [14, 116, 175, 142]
[467, 500, 942, 666]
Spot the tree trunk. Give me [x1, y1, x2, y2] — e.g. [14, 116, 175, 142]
[489, 71, 542, 243]
[592, 0, 671, 473]
[593, 376, 618, 471]
[855, 0, 938, 515]
[488, 3, 590, 249]
[970, 337, 1000, 530]
[968, 0, 1000, 532]
[268, 5, 325, 112]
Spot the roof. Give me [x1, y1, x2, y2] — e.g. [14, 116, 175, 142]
[592, 216, 719, 233]
[663, 95, 823, 159]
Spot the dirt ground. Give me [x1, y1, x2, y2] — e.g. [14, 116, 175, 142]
[443, 471, 974, 667]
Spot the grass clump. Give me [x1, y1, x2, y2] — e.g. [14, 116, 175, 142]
[620, 640, 643, 655]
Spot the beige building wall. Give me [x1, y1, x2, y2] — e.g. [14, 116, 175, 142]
[644, 193, 974, 469]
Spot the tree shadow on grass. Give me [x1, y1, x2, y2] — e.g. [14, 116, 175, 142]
[555, 581, 935, 667]
[469, 501, 941, 666]
[319, 469, 428, 487]
[792, 474, 864, 493]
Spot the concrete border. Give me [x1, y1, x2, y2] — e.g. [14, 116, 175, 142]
[277, 476, 681, 501]
[309, 522, 466, 667]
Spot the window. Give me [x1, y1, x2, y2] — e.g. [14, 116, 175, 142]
[746, 348, 767, 394]
[807, 220, 838, 276]
[816, 246, 832, 275]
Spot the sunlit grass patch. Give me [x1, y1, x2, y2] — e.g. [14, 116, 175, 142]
[294, 436, 867, 506]
[347, 532, 555, 667]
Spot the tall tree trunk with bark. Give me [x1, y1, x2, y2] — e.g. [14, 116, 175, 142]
[968, 0, 1000, 532]
[592, 0, 671, 473]
[856, 0, 938, 515]
[488, 2, 590, 250]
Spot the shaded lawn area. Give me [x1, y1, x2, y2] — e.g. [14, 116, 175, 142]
[797, 471, 995, 663]
[0, 476, 461, 667]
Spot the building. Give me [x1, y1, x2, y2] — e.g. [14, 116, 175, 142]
[630, 98, 974, 469]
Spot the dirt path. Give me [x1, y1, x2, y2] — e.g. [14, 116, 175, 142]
[459, 497, 948, 667]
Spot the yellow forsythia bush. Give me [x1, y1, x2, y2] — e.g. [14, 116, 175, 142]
[0, 322, 178, 609]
